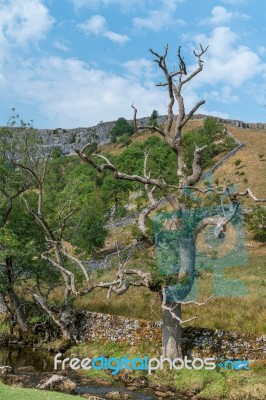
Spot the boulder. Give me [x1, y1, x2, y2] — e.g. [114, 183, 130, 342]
[37, 374, 77, 394]
[155, 391, 168, 398]
[105, 392, 132, 400]
[0, 366, 14, 376]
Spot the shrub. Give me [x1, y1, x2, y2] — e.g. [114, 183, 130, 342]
[246, 205, 266, 242]
[108, 117, 133, 143]
[148, 110, 159, 127]
[234, 159, 242, 167]
[203, 117, 223, 140]
[118, 134, 132, 147]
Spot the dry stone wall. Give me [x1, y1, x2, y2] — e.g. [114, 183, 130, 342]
[77, 311, 266, 361]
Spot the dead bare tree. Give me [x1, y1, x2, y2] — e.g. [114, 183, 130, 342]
[75, 43, 266, 358]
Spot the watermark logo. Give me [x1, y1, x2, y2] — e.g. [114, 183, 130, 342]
[217, 359, 250, 371]
[152, 199, 248, 302]
[54, 354, 249, 374]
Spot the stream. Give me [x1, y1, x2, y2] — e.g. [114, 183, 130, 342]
[0, 345, 187, 400]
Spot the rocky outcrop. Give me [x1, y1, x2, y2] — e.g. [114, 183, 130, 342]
[31, 114, 266, 155]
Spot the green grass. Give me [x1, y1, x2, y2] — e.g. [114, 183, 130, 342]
[67, 339, 160, 360]
[73, 252, 266, 335]
[0, 383, 84, 400]
[65, 341, 266, 400]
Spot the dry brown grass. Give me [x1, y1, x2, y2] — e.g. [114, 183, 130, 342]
[213, 125, 266, 204]
[71, 242, 266, 335]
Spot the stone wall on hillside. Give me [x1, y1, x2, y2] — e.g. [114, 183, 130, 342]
[35, 114, 266, 155]
[77, 310, 266, 361]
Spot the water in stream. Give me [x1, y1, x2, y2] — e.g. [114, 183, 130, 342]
[0, 345, 186, 400]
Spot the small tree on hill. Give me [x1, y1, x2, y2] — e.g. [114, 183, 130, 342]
[202, 117, 223, 140]
[108, 117, 133, 143]
[149, 110, 159, 127]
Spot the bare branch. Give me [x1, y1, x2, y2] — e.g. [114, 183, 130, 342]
[137, 125, 165, 136]
[41, 251, 78, 295]
[162, 304, 197, 325]
[236, 188, 266, 202]
[138, 197, 165, 238]
[178, 100, 206, 131]
[184, 144, 208, 186]
[61, 248, 89, 282]
[75, 150, 166, 189]
[131, 103, 137, 133]
[33, 294, 69, 337]
[178, 295, 213, 306]
[194, 202, 239, 239]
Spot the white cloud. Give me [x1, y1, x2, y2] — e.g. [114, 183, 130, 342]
[103, 31, 129, 44]
[221, 0, 249, 5]
[200, 109, 230, 119]
[53, 41, 70, 52]
[4, 51, 205, 128]
[200, 6, 250, 26]
[192, 27, 263, 87]
[78, 14, 106, 34]
[123, 58, 156, 79]
[205, 86, 239, 104]
[257, 46, 266, 56]
[7, 56, 164, 127]
[71, 0, 148, 12]
[133, 0, 185, 32]
[206, 6, 233, 25]
[0, 0, 54, 48]
[78, 15, 129, 43]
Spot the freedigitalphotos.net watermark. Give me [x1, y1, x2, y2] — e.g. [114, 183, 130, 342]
[153, 200, 248, 303]
[54, 353, 249, 375]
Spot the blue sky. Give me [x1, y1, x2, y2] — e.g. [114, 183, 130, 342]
[0, 0, 265, 128]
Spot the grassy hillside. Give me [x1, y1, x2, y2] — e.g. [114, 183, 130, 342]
[213, 125, 266, 204]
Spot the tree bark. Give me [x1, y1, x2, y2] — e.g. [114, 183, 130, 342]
[6, 289, 28, 334]
[162, 234, 196, 359]
[33, 294, 72, 341]
[162, 302, 182, 358]
[5, 257, 28, 335]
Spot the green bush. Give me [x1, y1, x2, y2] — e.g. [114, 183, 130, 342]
[148, 110, 159, 126]
[108, 117, 133, 143]
[246, 205, 266, 242]
[203, 117, 223, 140]
[118, 134, 132, 147]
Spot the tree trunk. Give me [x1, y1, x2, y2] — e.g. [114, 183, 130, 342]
[162, 302, 182, 358]
[6, 289, 28, 334]
[33, 294, 73, 341]
[162, 235, 196, 359]
[5, 257, 28, 335]
[178, 236, 196, 284]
